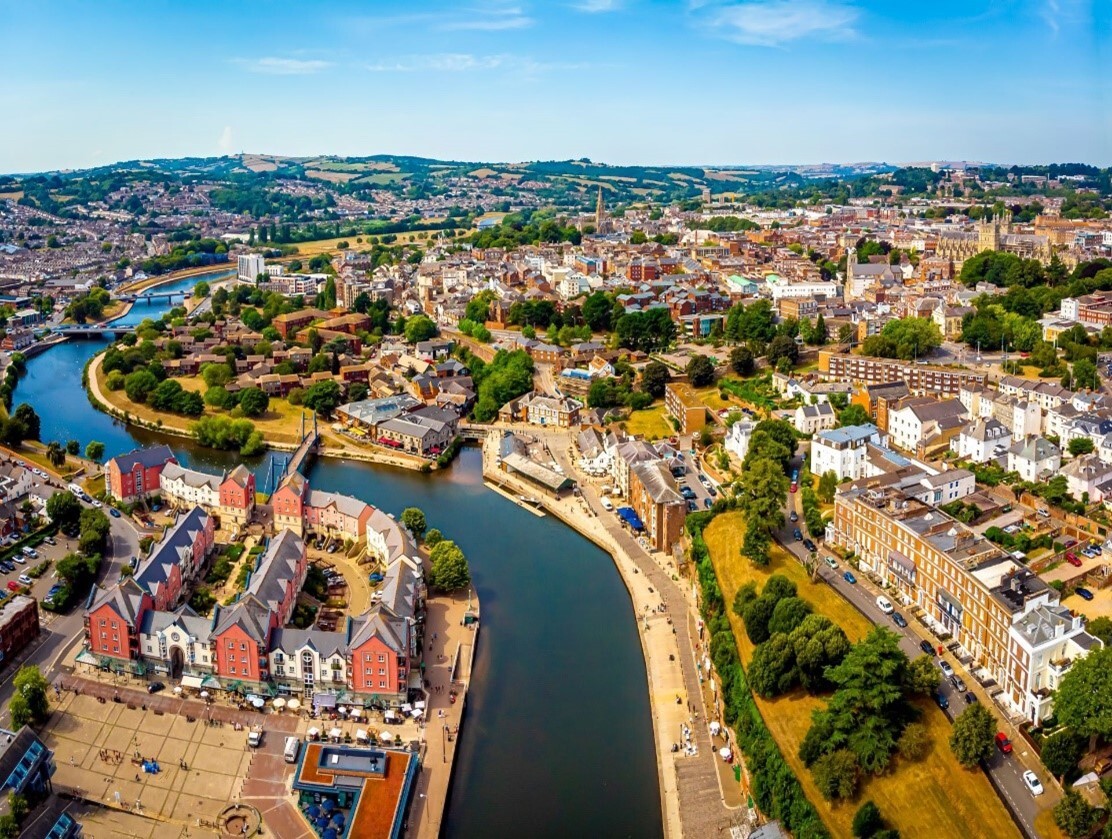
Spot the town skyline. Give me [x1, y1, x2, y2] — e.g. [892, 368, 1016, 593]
[2, 0, 1109, 171]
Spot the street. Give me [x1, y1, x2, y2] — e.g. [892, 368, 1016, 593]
[776, 454, 1047, 839]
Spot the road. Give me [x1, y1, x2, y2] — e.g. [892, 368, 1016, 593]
[0, 456, 140, 723]
[777, 451, 1047, 839]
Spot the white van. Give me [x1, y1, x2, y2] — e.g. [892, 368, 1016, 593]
[600, 497, 614, 512]
[67, 483, 83, 496]
[283, 736, 301, 764]
[876, 595, 894, 615]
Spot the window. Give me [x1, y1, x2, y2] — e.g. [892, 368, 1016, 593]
[378, 654, 386, 663]
[227, 640, 234, 649]
[379, 680, 386, 689]
[230, 666, 237, 674]
[240, 642, 247, 651]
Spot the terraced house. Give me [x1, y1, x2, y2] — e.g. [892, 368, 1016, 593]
[830, 481, 1102, 723]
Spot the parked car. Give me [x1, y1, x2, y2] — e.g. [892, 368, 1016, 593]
[965, 692, 978, 704]
[792, 528, 803, 541]
[936, 693, 949, 710]
[995, 732, 1013, 754]
[109, 508, 121, 518]
[17, 574, 31, 586]
[939, 660, 955, 678]
[803, 539, 817, 552]
[1022, 771, 1044, 796]
[843, 571, 857, 584]
[147, 682, 165, 695]
[876, 595, 894, 615]
[703, 498, 713, 509]
[789, 510, 798, 522]
[687, 500, 698, 513]
[824, 556, 838, 570]
[1076, 587, 1095, 601]
[1066, 552, 1082, 567]
[919, 639, 935, 656]
[950, 675, 967, 693]
[43, 537, 56, 546]
[368, 573, 384, 583]
[6, 581, 19, 592]
[891, 612, 908, 628]
[0, 561, 14, 573]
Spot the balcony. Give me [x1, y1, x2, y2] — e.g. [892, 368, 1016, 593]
[1049, 657, 1073, 679]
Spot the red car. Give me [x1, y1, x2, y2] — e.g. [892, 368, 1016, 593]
[790, 482, 798, 493]
[1066, 552, 1082, 567]
[995, 732, 1013, 754]
[6, 581, 19, 592]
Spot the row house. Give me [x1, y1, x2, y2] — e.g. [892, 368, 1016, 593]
[811, 424, 887, 481]
[160, 464, 256, 528]
[133, 507, 215, 610]
[829, 482, 1101, 723]
[304, 490, 372, 543]
[498, 391, 583, 428]
[107, 445, 176, 504]
[629, 460, 686, 552]
[949, 417, 1011, 463]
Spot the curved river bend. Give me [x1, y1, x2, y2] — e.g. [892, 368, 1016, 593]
[17, 273, 664, 838]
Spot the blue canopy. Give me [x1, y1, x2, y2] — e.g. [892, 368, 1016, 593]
[315, 816, 329, 829]
[322, 829, 338, 839]
[616, 507, 644, 532]
[331, 813, 345, 827]
[321, 798, 335, 812]
[306, 805, 321, 819]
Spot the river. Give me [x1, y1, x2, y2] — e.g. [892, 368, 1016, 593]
[14, 270, 664, 838]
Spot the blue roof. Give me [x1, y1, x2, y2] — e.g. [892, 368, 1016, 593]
[817, 424, 879, 445]
[616, 507, 644, 531]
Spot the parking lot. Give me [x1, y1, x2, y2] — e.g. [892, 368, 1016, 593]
[0, 526, 81, 617]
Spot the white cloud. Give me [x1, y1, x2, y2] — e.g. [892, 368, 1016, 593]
[365, 53, 590, 74]
[441, 3, 533, 30]
[575, 0, 622, 11]
[217, 126, 234, 154]
[1041, 0, 1060, 35]
[699, 1, 859, 47]
[235, 57, 333, 75]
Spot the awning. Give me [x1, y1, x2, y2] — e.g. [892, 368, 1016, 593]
[616, 507, 644, 531]
[75, 651, 99, 666]
[201, 676, 222, 689]
[180, 675, 205, 690]
[314, 693, 338, 708]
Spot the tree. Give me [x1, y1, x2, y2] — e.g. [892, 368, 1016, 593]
[1041, 730, 1085, 781]
[404, 315, 437, 344]
[949, 703, 996, 768]
[1070, 358, 1100, 391]
[748, 633, 798, 697]
[686, 355, 715, 388]
[12, 665, 49, 724]
[1054, 789, 1099, 839]
[768, 596, 812, 635]
[729, 345, 755, 376]
[741, 594, 776, 644]
[904, 654, 940, 695]
[897, 722, 930, 762]
[402, 507, 427, 539]
[238, 387, 269, 418]
[1068, 437, 1095, 457]
[791, 614, 850, 693]
[852, 801, 883, 838]
[193, 280, 210, 298]
[79, 507, 111, 556]
[738, 458, 789, 533]
[1087, 616, 1112, 645]
[809, 313, 828, 346]
[11, 404, 39, 440]
[47, 491, 82, 530]
[817, 471, 838, 503]
[425, 528, 443, 546]
[429, 540, 471, 591]
[347, 382, 369, 403]
[640, 361, 670, 399]
[303, 380, 342, 416]
[124, 368, 158, 403]
[84, 440, 105, 462]
[65, 439, 79, 456]
[582, 291, 613, 332]
[46, 441, 65, 467]
[838, 403, 871, 427]
[811, 749, 859, 800]
[1056, 647, 1112, 751]
[7, 693, 31, 729]
[766, 335, 799, 368]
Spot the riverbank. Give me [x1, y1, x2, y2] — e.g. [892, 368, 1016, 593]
[117, 264, 233, 294]
[479, 431, 740, 839]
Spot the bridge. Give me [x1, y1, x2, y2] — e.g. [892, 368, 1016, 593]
[285, 414, 321, 480]
[115, 290, 189, 304]
[53, 324, 136, 337]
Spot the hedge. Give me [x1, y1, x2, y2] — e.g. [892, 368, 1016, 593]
[688, 512, 830, 838]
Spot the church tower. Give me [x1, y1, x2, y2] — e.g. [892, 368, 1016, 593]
[595, 185, 605, 233]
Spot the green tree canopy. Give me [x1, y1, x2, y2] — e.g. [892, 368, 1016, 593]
[949, 703, 996, 769]
[1055, 646, 1112, 749]
[429, 540, 471, 591]
[401, 507, 427, 538]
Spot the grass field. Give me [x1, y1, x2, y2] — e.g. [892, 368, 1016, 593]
[704, 511, 1021, 839]
[285, 227, 459, 257]
[624, 405, 673, 440]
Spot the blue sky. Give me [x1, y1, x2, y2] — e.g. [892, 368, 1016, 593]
[1, 0, 1109, 172]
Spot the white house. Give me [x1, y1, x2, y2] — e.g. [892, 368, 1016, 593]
[366, 508, 409, 565]
[1008, 437, 1062, 482]
[724, 420, 756, 461]
[159, 463, 221, 510]
[793, 403, 836, 434]
[950, 417, 1012, 463]
[991, 396, 1042, 441]
[1061, 454, 1112, 503]
[811, 424, 886, 481]
[888, 399, 968, 453]
[910, 469, 977, 505]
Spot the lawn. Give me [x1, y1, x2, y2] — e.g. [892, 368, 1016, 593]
[717, 375, 779, 413]
[624, 405, 673, 440]
[704, 511, 1021, 839]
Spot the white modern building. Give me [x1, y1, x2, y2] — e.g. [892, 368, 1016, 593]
[724, 420, 756, 461]
[159, 463, 221, 510]
[237, 253, 266, 283]
[1007, 437, 1061, 482]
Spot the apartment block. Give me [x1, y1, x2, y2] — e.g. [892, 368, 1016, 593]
[820, 351, 987, 397]
[665, 383, 706, 435]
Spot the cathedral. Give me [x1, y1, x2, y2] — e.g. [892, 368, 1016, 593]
[936, 211, 1054, 267]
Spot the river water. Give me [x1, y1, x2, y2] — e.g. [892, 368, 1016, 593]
[14, 271, 664, 838]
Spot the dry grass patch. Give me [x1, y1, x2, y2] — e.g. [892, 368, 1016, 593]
[305, 169, 359, 183]
[703, 512, 1020, 839]
[624, 405, 673, 440]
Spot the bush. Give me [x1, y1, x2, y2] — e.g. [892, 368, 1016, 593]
[852, 801, 883, 838]
[896, 722, 930, 762]
[812, 749, 859, 800]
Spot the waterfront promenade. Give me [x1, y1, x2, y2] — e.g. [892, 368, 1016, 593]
[481, 431, 741, 838]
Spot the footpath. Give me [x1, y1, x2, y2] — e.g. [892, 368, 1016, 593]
[481, 431, 742, 839]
